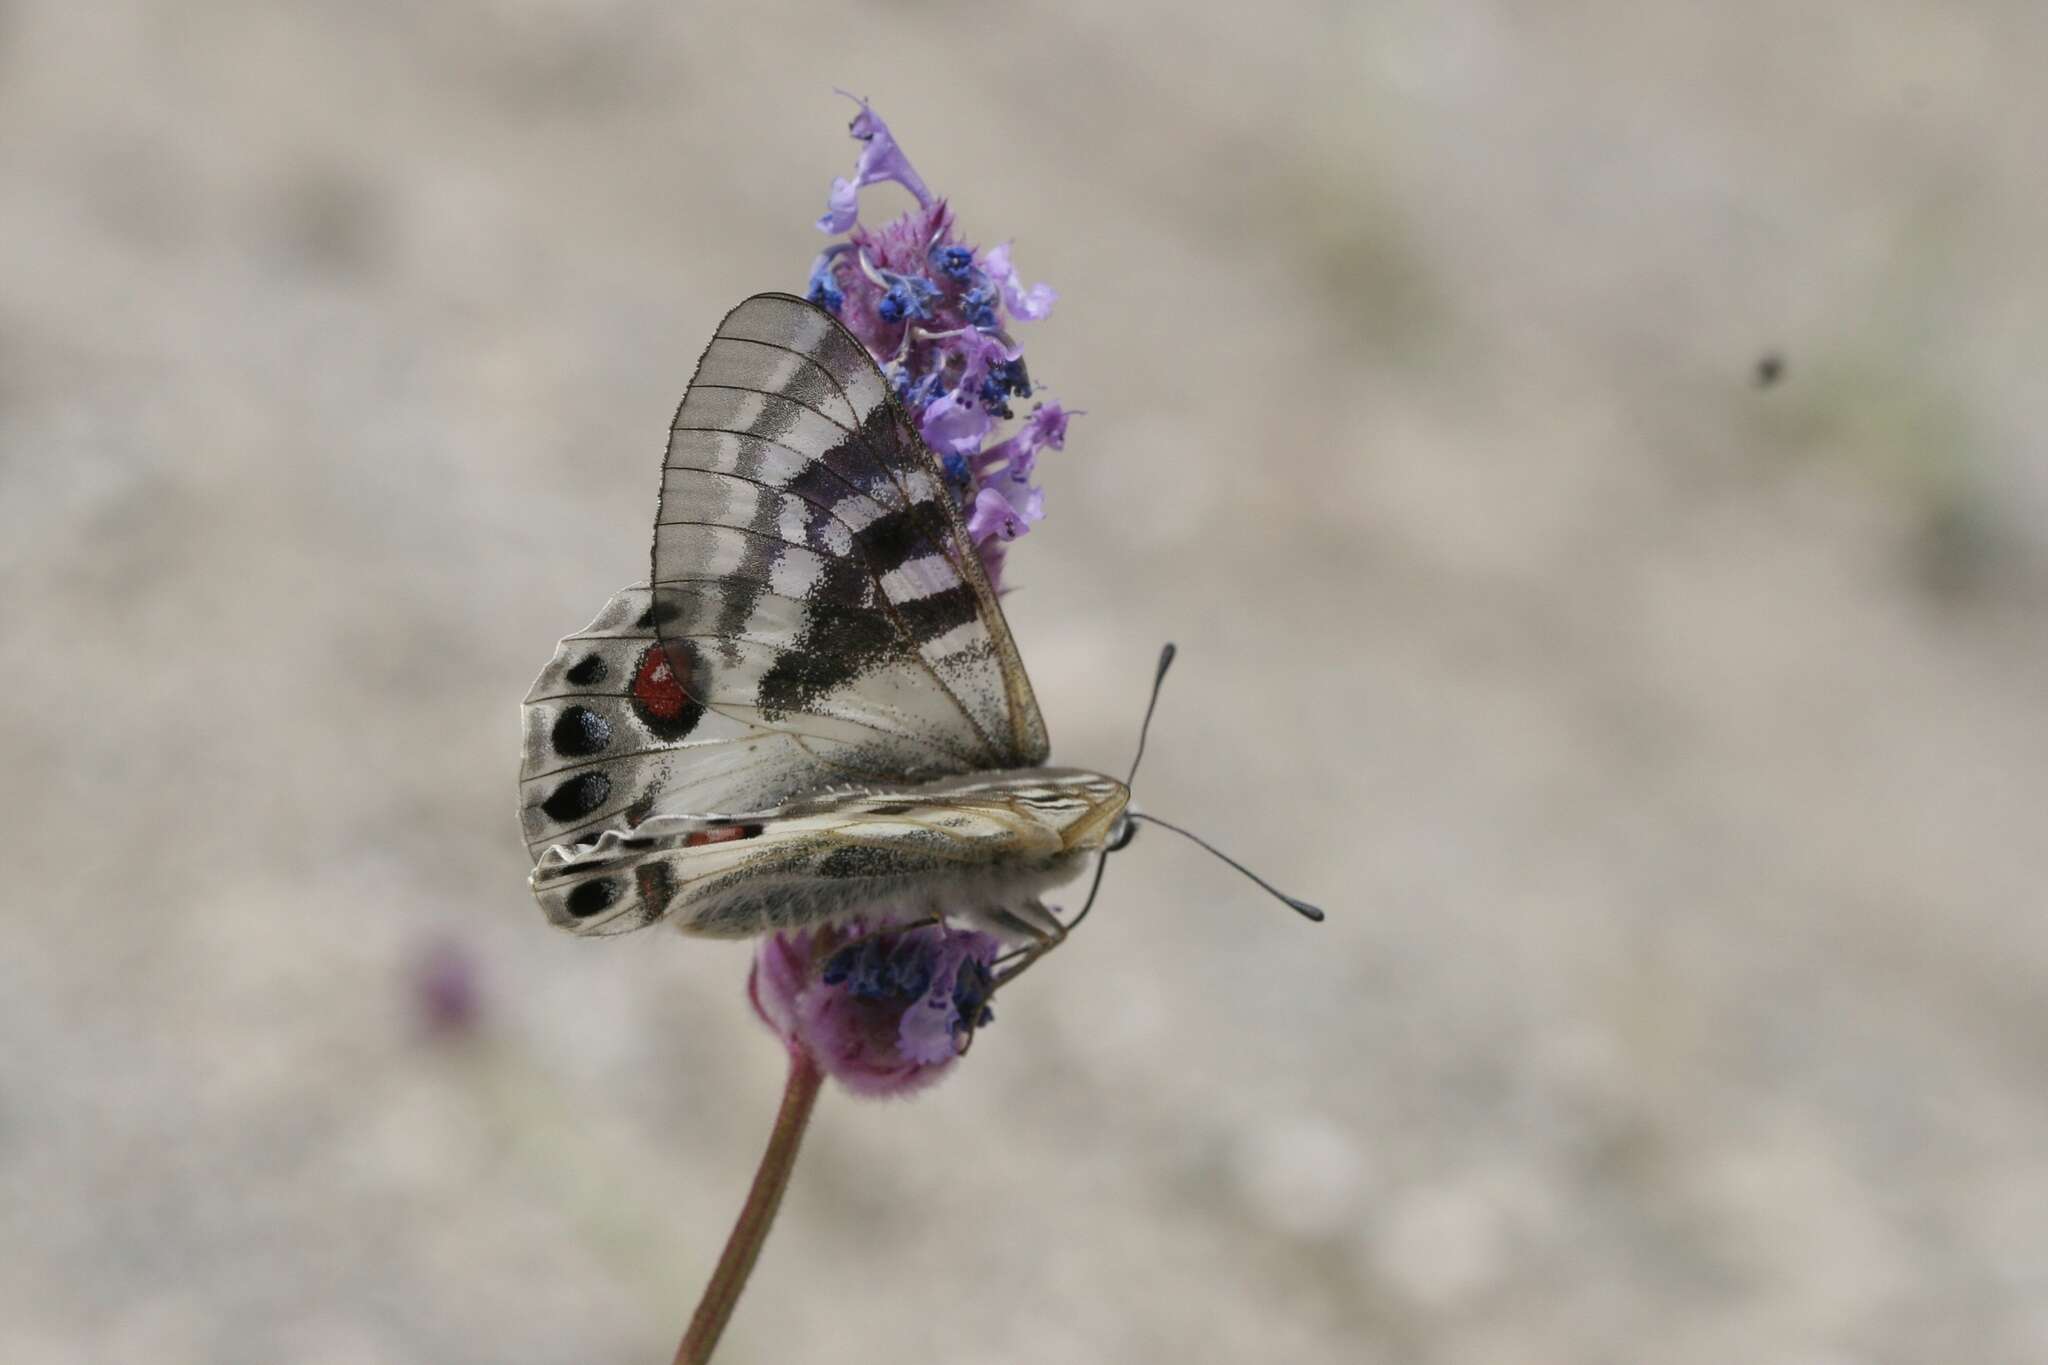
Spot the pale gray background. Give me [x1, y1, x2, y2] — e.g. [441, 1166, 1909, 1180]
[7, 3, 2048, 1363]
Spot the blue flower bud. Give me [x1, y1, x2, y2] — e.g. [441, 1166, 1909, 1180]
[933, 244, 976, 281]
[962, 286, 999, 330]
[807, 277, 844, 313]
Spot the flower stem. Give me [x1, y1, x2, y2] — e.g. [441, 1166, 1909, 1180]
[673, 1049, 824, 1365]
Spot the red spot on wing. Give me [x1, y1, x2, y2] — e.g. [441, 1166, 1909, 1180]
[682, 823, 765, 849]
[632, 643, 689, 720]
[627, 637, 706, 741]
[634, 861, 676, 919]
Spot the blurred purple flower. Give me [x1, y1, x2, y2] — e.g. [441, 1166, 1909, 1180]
[806, 98, 1074, 590]
[414, 938, 481, 1038]
[749, 921, 1000, 1098]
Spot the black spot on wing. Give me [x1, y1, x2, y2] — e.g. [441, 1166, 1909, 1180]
[550, 706, 612, 757]
[564, 877, 621, 920]
[564, 653, 608, 686]
[541, 771, 611, 823]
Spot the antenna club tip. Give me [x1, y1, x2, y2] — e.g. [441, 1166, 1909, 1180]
[1293, 902, 1327, 923]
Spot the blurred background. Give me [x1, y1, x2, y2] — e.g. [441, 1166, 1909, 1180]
[6, 3, 2048, 1362]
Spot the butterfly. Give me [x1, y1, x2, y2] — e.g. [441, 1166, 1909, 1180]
[518, 292, 1129, 953]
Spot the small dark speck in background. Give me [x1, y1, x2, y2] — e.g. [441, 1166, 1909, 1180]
[1755, 351, 1785, 388]
[414, 937, 482, 1038]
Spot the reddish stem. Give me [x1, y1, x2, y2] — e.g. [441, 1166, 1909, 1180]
[672, 1050, 825, 1365]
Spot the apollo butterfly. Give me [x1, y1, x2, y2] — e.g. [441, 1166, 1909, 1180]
[519, 294, 1128, 953]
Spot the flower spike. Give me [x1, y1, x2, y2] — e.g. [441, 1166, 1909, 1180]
[803, 98, 1073, 592]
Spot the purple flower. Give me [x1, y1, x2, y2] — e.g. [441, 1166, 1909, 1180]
[966, 479, 1044, 545]
[982, 242, 1057, 321]
[816, 97, 933, 234]
[749, 920, 1000, 1098]
[414, 937, 481, 1037]
[805, 99, 1075, 591]
[971, 401, 1070, 482]
[919, 390, 994, 458]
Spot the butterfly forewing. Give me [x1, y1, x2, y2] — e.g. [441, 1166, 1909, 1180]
[653, 294, 1047, 769]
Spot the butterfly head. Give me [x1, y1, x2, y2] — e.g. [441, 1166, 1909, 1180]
[1044, 769, 1133, 855]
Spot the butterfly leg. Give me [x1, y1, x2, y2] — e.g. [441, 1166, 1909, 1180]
[868, 912, 944, 940]
[950, 900, 1067, 1057]
[989, 897, 1068, 987]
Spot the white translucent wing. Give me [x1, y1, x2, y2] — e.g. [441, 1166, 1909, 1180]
[653, 293, 1045, 769]
[519, 293, 1050, 862]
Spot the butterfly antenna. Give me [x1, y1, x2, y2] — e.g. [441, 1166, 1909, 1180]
[1048, 645, 1176, 948]
[1130, 812, 1326, 922]
[1126, 642, 1177, 787]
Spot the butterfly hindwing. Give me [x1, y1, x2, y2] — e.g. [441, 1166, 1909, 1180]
[528, 770, 1128, 938]
[521, 585, 988, 859]
[523, 587, 745, 856]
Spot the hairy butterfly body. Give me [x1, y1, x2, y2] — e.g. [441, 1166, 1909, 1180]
[520, 294, 1128, 938]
